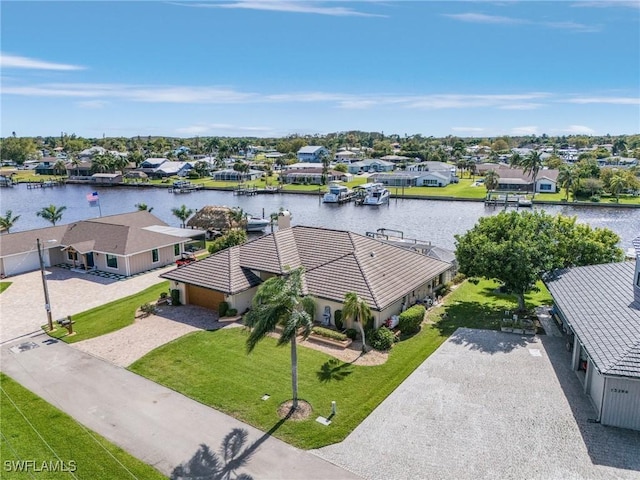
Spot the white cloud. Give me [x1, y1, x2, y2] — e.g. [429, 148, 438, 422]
[0, 53, 85, 71]
[511, 126, 539, 135]
[443, 13, 524, 24]
[543, 21, 600, 33]
[452, 127, 485, 133]
[76, 100, 107, 109]
[174, 1, 386, 17]
[176, 123, 272, 135]
[563, 125, 596, 134]
[572, 1, 640, 9]
[498, 103, 543, 110]
[565, 96, 640, 105]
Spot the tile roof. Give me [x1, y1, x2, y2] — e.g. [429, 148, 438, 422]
[163, 226, 452, 310]
[544, 262, 640, 379]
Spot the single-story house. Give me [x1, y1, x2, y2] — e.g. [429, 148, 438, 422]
[34, 157, 64, 175]
[161, 222, 454, 328]
[211, 169, 263, 182]
[78, 146, 107, 159]
[348, 159, 394, 174]
[335, 150, 357, 162]
[296, 146, 330, 163]
[66, 160, 93, 177]
[0, 211, 205, 278]
[379, 155, 411, 163]
[139, 158, 168, 172]
[92, 173, 123, 184]
[480, 165, 559, 193]
[279, 168, 344, 184]
[370, 170, 454, 187]
[543, 237, 640, 431]
[151, 161, 192, 178]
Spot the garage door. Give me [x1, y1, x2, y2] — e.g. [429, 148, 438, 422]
[187, 285, 225, 311]
[3, 251, 41, 277]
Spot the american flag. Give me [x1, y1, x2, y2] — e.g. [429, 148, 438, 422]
[86, 191, 99, 203]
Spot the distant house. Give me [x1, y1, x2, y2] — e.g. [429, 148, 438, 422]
[211, 169, 262, 182]
[543, 236, 640, 432]
[280, 168, 345, 184]
[479, 165, 559, 193]
[152, 161, 192, 178]
[296, 146, 329, 163]
[0, 211, 204, 278]
[379, 154, 411, 163]
[140, 158, 168, 171]
[370, 169, 454, 187]
[92, 173, 123, 184]
[335, 150, 358, 162]
[66, 159, 93, 177]
[78, 146, 107, 160]
[161, 223, 453, 325]
[34, 157, 63, 175]
[348, 159, 394, 174]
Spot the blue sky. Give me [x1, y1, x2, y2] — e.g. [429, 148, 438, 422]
[1, 1, 639, 138]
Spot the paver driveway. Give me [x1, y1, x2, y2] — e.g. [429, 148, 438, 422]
[0, 266, 174, 344]
[316, 328, 640, 480]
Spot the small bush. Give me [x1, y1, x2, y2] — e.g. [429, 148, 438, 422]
[345, 328, 357, 340]
[435, 282, 452, 297]
[398, 304, 425, 334]
[219, 301, 229, 317]
[334, 310, 343, 330]
[159, 291, 169, 299]
[590, 195, 600, 202]
[227, 308, 238, 317]
[187, 170, 200, 179]
[452, 273, 466, 284]
[468, 277, 480, 285]
[369, 327, 395, 351]
[140, 303, 157, 316]
[170, 289, 181, 306]
[312, 326, 348, 342]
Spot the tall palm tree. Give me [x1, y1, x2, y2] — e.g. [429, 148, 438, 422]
[0, 210, 20, 233]
[520, 150, 544, 198]
[36, 204, 66, 226]
[171, 204, 194, 228]
[609, 172, 626, 203]
[53, 159, 67, 176]
[509, 152, 522, 168]
[342, 292, 372, 352]
[557, 165, 576, 201]
[484, 170, 500, 191]
[244, 267, 313, 411]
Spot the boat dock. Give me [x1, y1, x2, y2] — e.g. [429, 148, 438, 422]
[484, 192, 532, 208]
[168, 182, 204, 193]
[234, 185, 281, 196]
[26, 179, 65, 189]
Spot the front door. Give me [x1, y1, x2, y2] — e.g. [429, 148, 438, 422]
[86, 252, 94, 268]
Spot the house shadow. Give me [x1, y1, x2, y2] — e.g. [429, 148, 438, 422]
[446, 327, 536, 354]
[171, 414, 294, 479]
[150, 304, 229, 332]
[539, 335, 640, 473]
[316, 358, 354, 383]
[45, 267, 122, 286]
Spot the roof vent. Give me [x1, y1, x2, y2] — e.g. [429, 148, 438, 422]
[370, 251, 376, 258]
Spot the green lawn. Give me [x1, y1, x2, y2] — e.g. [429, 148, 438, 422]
[0, 282, 12, 294]
[130, 278, 552, 450]
[46, 281, 169, 343]
[0, 373, 165, 479]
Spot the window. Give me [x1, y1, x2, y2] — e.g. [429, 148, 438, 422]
[637, 272, 640, 288]
[67, 251, 75, 261]
[174, 244, 180, 256]
[106, 254, 118, 269]
[539, 184, 552, 191]
[152, 249, 159, 263]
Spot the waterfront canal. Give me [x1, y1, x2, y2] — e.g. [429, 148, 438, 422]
[1, 184, 638, 250]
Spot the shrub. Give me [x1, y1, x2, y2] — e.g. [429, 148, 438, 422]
[140, 303, 157, 316]
[590, 195, 600, 202]
[170, 289, 181, 306]
[159, 291, 169, 299]
[218, 301, 229, 317]
[344, 328, 357, 340]
[452, 273, 466, 284]
[301, 296, 316, 320]
[227, 308, 238, 317]
[334, 310, 343, 330]
[435, 282, 452, 297]
[312, 326, 348, 342]
[369, 326, 395, 351]
[398, 304, 425, 334]
[187, 170, 200, 179]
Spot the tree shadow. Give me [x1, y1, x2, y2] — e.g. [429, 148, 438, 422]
[540, 335, 640, 473]
[172, 412, 294, 480]
[447, 327, 536, 354]
[316, 358, 354, 383]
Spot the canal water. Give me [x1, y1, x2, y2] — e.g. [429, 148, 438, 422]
[1, 184, 638, 251]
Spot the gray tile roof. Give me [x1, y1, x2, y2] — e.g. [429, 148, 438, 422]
[163, 226, 452, 311]
[544, 262, 640, 379]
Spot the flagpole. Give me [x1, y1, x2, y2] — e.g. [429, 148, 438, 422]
[97, 197, 102, 217]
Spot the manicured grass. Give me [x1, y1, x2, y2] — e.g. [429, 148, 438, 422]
[0, 282, 12, 294]
[46, 281, 169, 343]
[0, 373, 165, 479]
[130, 278, 552, 450]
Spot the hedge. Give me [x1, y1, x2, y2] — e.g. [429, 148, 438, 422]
[312, 326, 348, 342]
[398, 304, 426, 334]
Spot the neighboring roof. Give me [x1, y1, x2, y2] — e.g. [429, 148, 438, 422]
[143, 225, 206, 238]
[544, 262, 640, 379]
[163, 226, 452, 311]
[297, 146, 327, 154]
[92, 173, 121, 178]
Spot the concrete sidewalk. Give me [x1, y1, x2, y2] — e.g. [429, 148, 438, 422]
[1, 333, 360, 479]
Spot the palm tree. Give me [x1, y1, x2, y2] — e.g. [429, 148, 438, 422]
[609, 172, 626, 203]
[36, 204, 66, 226]
[520, 150, 544, 198]
[0, 210, 20, 233]
[171, 204, 194, 228]
[557, 165, 576, 201]
[484, 170, 500, 191]
[509, 152, 522, 168]
[135, 202, 154, 213]
[53, 159, 67, 176]
[244, 266, 313, 411]
[342, 292, 372, 352]
[228, 207, 247, 229]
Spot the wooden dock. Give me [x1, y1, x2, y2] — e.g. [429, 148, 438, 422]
[26, 179, 65, 189]
[168, 183, 204, 193]
[484, 192, 532, 208]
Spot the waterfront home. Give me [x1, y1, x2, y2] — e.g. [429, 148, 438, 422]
[34, 157, 63, 175]
[543, 236, 640, 431]
[151, 161, 192, 178]
[369, 170, 454, 187]
[296, 146, 330, 163]
[347, 159, 394, 174]
[161, 220, 453, 327]
[92, 173, 123, 184]
[211, 169, 262, 182]
[280, 168, 347, 185]
[478, 164, 559, 193]
[66, 159, 93, 177]
[0, 211, 204, 278]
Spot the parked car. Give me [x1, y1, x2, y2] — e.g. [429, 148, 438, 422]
[176, 252, 196, 267]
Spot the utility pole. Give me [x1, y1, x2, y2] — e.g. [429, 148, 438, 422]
[37, 238, 54, 331]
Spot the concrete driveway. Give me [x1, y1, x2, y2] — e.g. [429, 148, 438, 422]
[316, 328, 640, 480]
[0, 266, 175, 344]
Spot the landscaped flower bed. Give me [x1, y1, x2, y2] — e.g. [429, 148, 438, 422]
[308, 326, 352, 348]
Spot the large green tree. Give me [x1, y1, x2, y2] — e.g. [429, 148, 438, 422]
[455, 211, 623, 311]
[208, 229, 248, 254]
[36, 204, 67, 226]
[244, 266, 314, 411]
[484, 170, 500, 191]
[342, 292, 372, 352]
[171, 204, 194, 228]
[0, 136, 37, 165]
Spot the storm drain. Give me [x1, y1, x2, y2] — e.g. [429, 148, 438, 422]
[10, 342, 40, 354]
